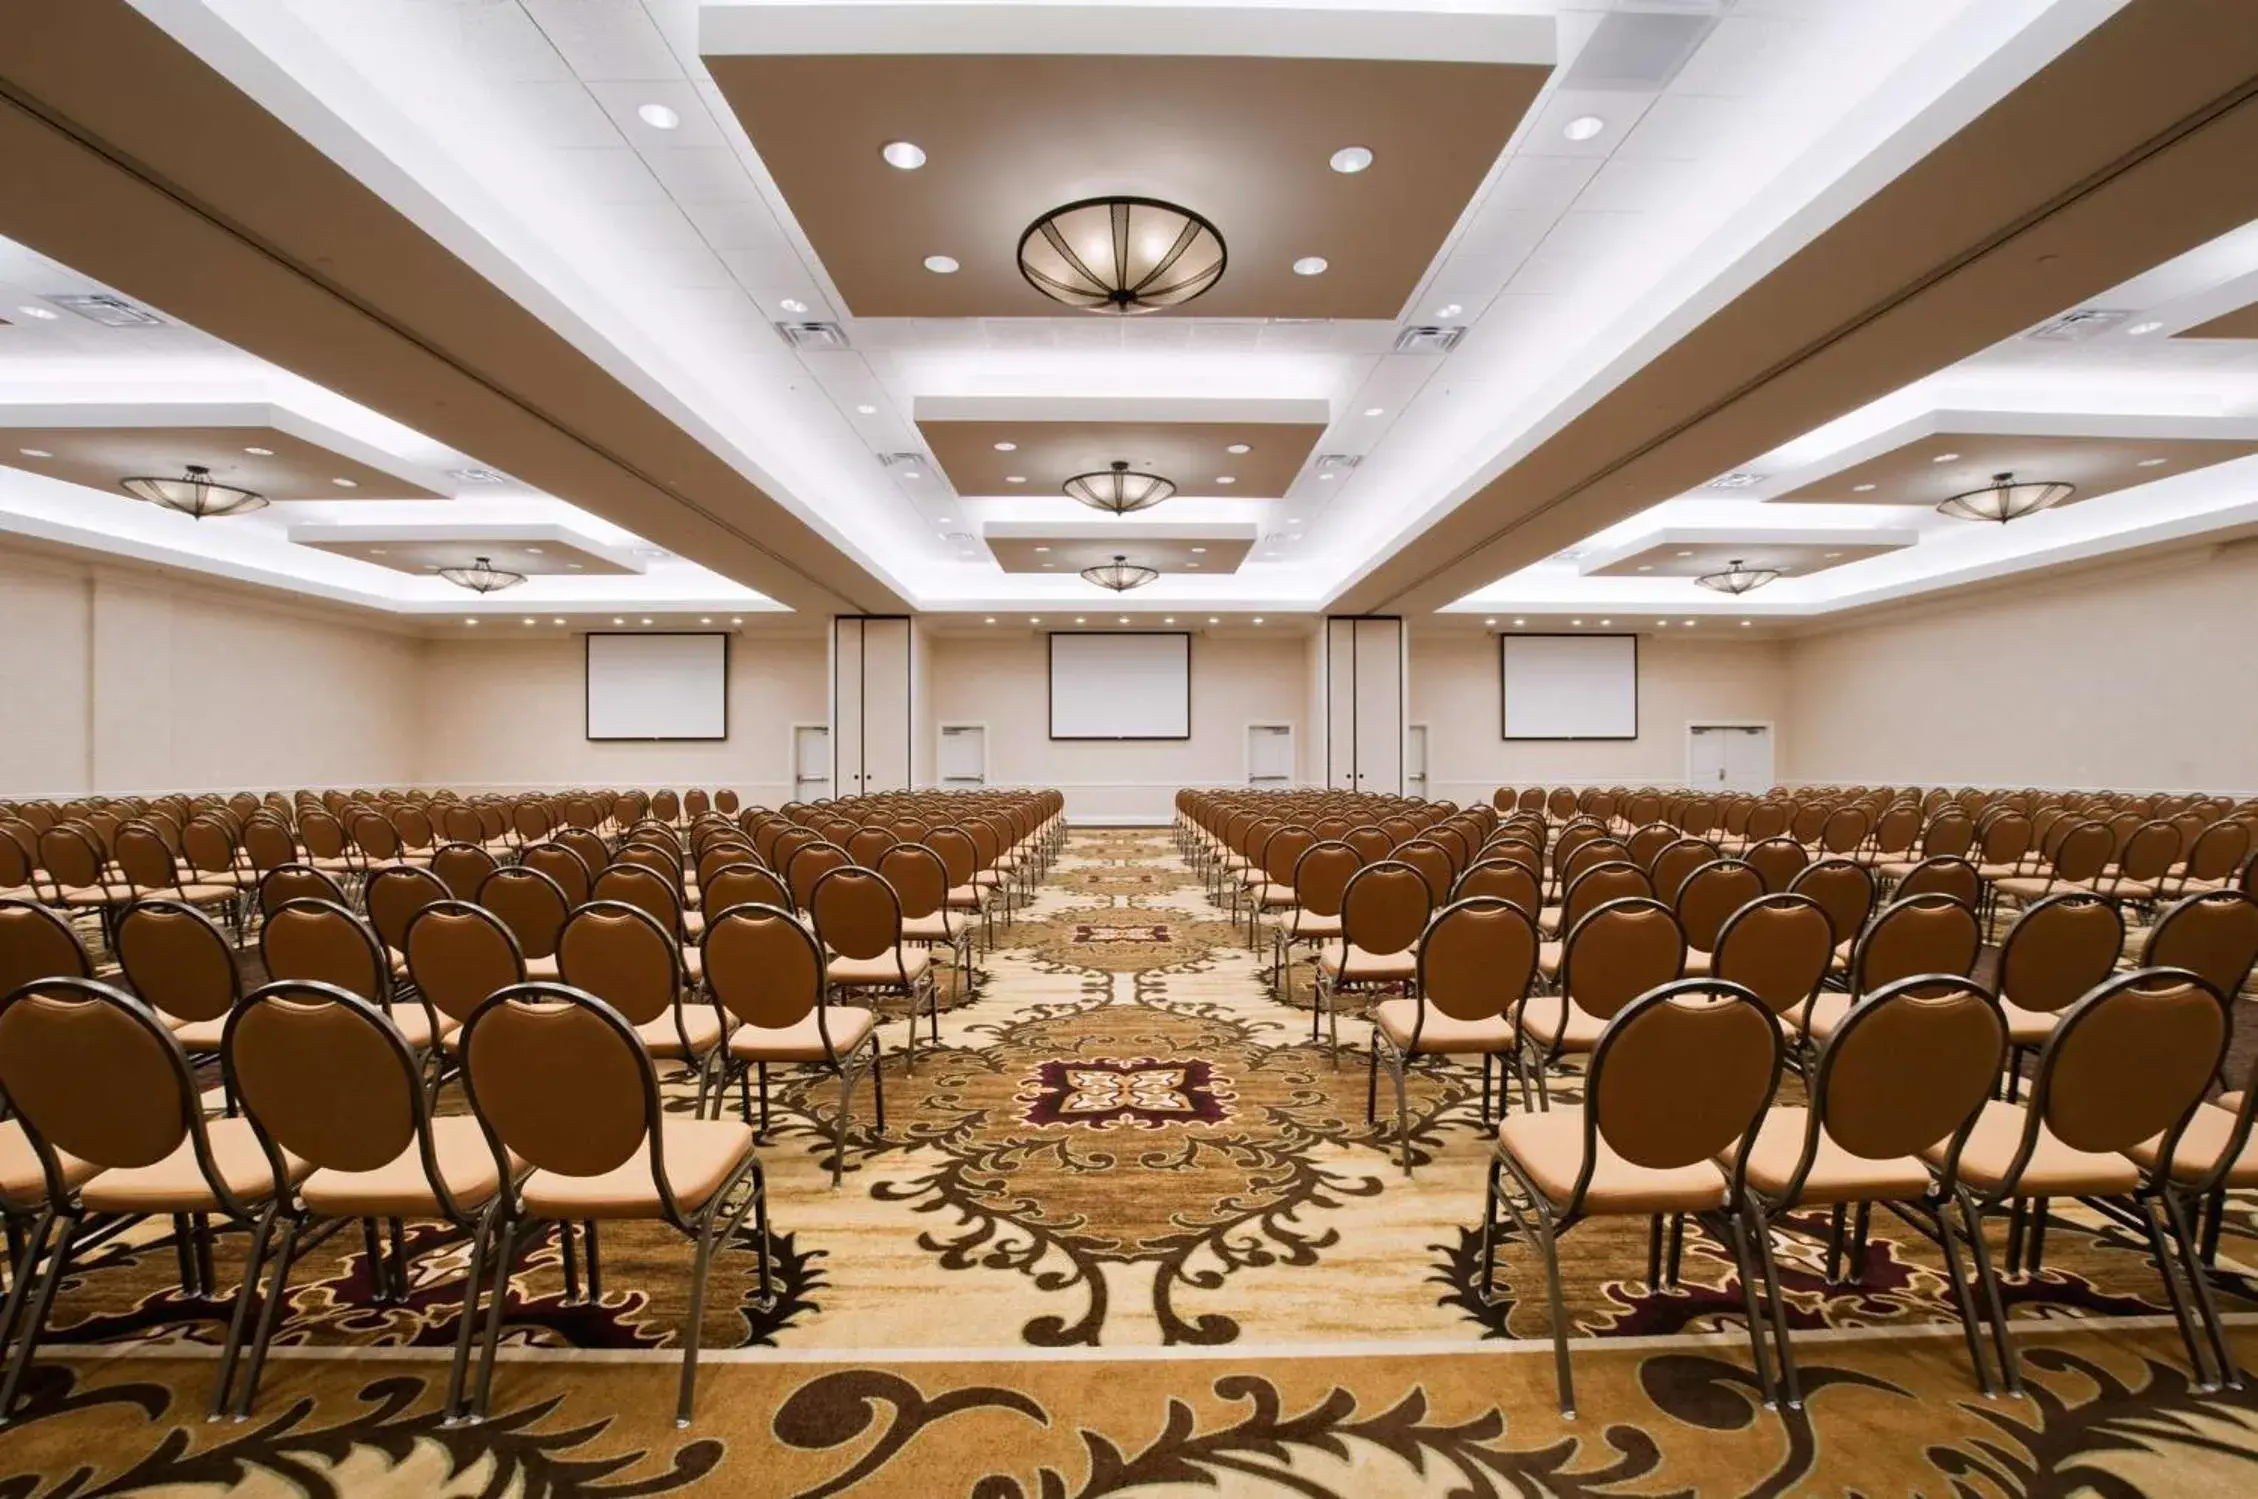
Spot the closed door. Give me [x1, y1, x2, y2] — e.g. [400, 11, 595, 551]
[1690, 725, 1772, 793]
[1406, 724, 1429, 797]
[794, 724, 831, 800]
[939, 724, 986, 786]
[1248, 724, 1294, 785]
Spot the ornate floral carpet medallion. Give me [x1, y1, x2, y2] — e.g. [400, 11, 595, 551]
[3, 826, 2255, 1495]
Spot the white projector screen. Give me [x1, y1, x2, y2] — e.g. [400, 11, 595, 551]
[586, 632, 729, 741]
[1502, 634, 1638, 740]
[1049, 633, 1191, 740]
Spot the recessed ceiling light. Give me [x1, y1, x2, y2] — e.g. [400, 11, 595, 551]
[637, 102, 680, 130]
[985, 616, 996, 624]
[1933, 452, 1959, 463]
[243, 446, 274, 456]
[17, 447, 51, 458]
[568, 564, 584, 571]
[330, 477, 358, 488]
[1034, 545, 1050, 552]
[1292, 256, 1328, 277]
[1362, 406, 1384, 417]
[2128, 320, 2164, 336]
[1117, 615, 1129, 624]
[1599, 618, 1612, 627]
[465, 618, 479, 626]
[855, 403, 878, 415]
[701, 616, 712, 624]
[368, 548, 387, 556]
[1483, 617, 1496, 626]
[1513, 618, 1526, 626]
[1226, 443, 1251, 455]
[1657, 620, 1668, 627]
[1186, 563, 1199, 568]
[524, 546, 544, 554]
[1564, 115, 1606, 142]
[553, 617, 565, 625]
[1030, 616, 1042, 624]
[1208, 616, 1220, 624]
[1675, 550, 1693, 557]
[522, 617, 536, 626]
[731, 616, 743, 624]
[1436, 303, 1463, 319]
[2137, 457, 2169, 467]
[779, 297, 808, 313]
[1329, 145, 1374, 174]
[1215, 475, 1236, 485]
[937, 515, 951, 523]
[1823, 551, 1842, 558]
[923, 254, 959, 274]
[993, 441, 1016, 451]
[1006, 475, 1026, 484]
[613, 617, 624, 625]
[641, 617, 653, 625]
[901, 469, 922, 479]
[1852, 483, 1877, 492]
[1043, 562, 1055, 569]
[1318, 473, 1335, 481]
[1682, 620, 1695, 627]
[1190, 546, 1206, 553]
[1253, 616, 1265, 625]
[1636, 565, 1652, 572]
[1075, 616, 1086, 624]
[1741, 620, 1752, 627]
[1571, 618, 1583, 626]
[1286, 516, 1300, 523]
[16, 304, 58, 320]
[881, 141, 927, 170]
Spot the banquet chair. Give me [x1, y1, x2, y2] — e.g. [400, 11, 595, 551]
[475, 866, 570, 982]
[1313, 862, 1432, 1062]
[1520, 897, 1685, 1109]
[810, 865, 937, 1071]
[1368, 897, 1538, 1172]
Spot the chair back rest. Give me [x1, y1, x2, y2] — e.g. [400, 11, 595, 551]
[616, 841, 683, 886]
[351, 811, 402, 861]
[0, 897, 94, 997]
[1852, 894, 1980, 995]
[429, 842, 499, 901]
[37, 825, 106, 889]
[405, 900, 527, 1027]
[229, 980, 423, 1174]
[1895, 855, 1981, 906]
[441, 804, 485, 844]
[114, 823, 182, 889]
[2142, 890, 2258, 999]
[651, 789, 681, 823]
[926, 827, 977, 889]
[1819, 807, 1870, 855]
[0, 978, 202, 1174]
[1815, 975, 2003, 1163]
[1562, 897, 1685, 1021]
[1997, 892, 2123, 1015]
[1559, 837, 1629, 886]
[462, 984, 655, 1180]
[1263, 827, 1317, 887]
[1341, 825, 1392, 864]
[364, 864, 449, 954]
[1589, 980, 1780, 1179]
[262, 898, 387, 1003]
[706, 861, 793, 916]
[521, 842, 595, 906]
[1418, 898, 1536, 1023]
[1744, 836, 1808, 894]
[875, 844, 948, 920]
[1561, 861, 1651, 930]
[1673, 859, 1763, 954]
[2039, 969, 2227, 1156]
[117, 899, 238, 1023]
[556, 902, 679, 1026]
[1291, 841, 1362, 918]
[476, 866, 572, 959]
[1977, 811, 2033, 865]
[2049, 820, 2114, 883]
[847, 826, 898, 867]
[787, 842, 852, 912]
[591, 863, 685, 938]
[704, 903, 824, 1031]
[1338, 862, 1433, 957]
[1713, 893, 1833, 1016]
[1649, 838, 1719, 902]
[2184, 819, 2253, 882]
[555, 828, 611, 880]
[1451, 858, 1540, 914]
[810, 865, 904, 961]
[2116, 821, 2180, 883]
[1391, 839, 1455, 902]
[258, 863, 346, 917]
[1788, 858, 1875, 949]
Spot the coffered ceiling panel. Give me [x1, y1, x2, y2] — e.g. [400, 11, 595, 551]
[0, 424, 445, 500]
[2180, 302, 2258, 339]
[1580, 530, 1917, 580]
[1772, 433, 2258, 507]
[707, 54, 1546, 319]
[987, 534, 1251, 576]
[288, 523, 640, 578]
[919, 420, 1324, 499]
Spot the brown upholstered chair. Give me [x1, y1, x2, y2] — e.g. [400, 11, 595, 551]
[1673, 859, 1764, 977]
[877, 843, 973, 995]
[364, 864, 450, 977]
[1392, 838, 1457, 906]
[1452, 857, 1541, 915]
[458, 982, 766, 1425]
[260, 898, 443, 1054]
[403, 899, 527, 1065]
[809, 865, 936, 1070]
[1369, 898, 1538, 1172]
[1801, 893, 1982, 1044]
[428, 842, 499, 902]
[1789, 857, 1876, 971]
[785, 841, 852, 916]
[1712, 893, 1834, 1028]
[1484, 977, 1784, 1416]
[1991, 893, 2123, 1100]
[256, 863, 347, 921]
[556, 902, 728, 1104]
[1519, 897, 1685, 1107]
[116, 899, 243, 1063]
[477, 866, 570, 981]
[220, 979, 516, 1418]
[1744, 836, 1809, 894]
[1537, 861, 1651, 975]
[520, 841, 595, 908]
[0, 898, 93, 1002]
[2136, 889, 2258, 1000]
[1738, 975, 2006, 1404]
[1313, 861, 1432, 1060]
[1649, 838, 1722, 904]
[0, 977, 311, 1419]
[1892, 855, 1982, 908]
[704, 903, 882, 1186]
[1275, 840, 1358, 1008]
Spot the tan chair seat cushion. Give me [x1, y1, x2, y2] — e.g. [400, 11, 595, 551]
[2000, 999, 2062, 1047]
[902, 910, 969, 942]
[945, 883, 984, 909]
[1256, 884, 1297, 908]
[1499, 1107, 1729, 1214]
[1285, 910, 1342, 940]
[726, 1006, 878, 1063]
[1536, 941, 1564, 980]
[1737, 1107, 1934, 1205]
[1681, 949, 1713, 978]
[2121, 927, 2153, 964]
[1798, 991, 1852, 1040]
[520, 1118, 753, 1220]
[1, 1120, 97, 1209]
[1373, 997, 1514, 1054]
[1874, 861, 1921, 881]
[829, 946, 933, 987]
[1538, 905, 1563, 936]
[165, 1013, 230, 1051]
[2126, 1102, 2258, 1188]
[163, 882, 242, 904]
[1923, 1099, 2140, 1196]
[2220, 1091, 2247, 1114]
[683, 910, 706, 938]
[80, 1118, 308, 1213]
[1991, 876, 2060, 902]
[1316, 941, 1416, 984]
[301, 1116, 510, 1218]
[1519, 994, 1605, 1052]
[972, 872, 1005, 889]
[637, 1004, 726, 1059]
[525, 954, 561, 981]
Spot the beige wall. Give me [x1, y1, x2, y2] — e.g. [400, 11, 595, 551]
[1784, 544, 2258, 793]
[0, 544, 422, 797]
[1410, 631, 1791, 805]
[926, 630, 1308, 823]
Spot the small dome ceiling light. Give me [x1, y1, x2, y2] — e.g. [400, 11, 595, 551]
[1937, 470, 2075, 523]
[436, 555, 529, 594]
[1695, 558, 1783, 596]
[119, 463, 268, 519]
[1063, 459, 1175, 515]
[1080, 553, 1160, 592]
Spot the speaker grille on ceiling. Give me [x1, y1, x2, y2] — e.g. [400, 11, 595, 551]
[1561, 8, 1720, 92]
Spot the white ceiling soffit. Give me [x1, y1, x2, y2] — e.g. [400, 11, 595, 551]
[0, 401, 453, 496]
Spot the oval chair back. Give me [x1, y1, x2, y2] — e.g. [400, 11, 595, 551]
[1789, 858, 1876, 953]
[1582, 978, 1782, 1211]
[592, 864, 687, 941]
[0, 896, 94, 998]
[1713, 893, 1833, 1021]
[1850, 894, 1980, 996]
[1338, 861, 1433, 960]
[1559, 861, 1651, 933]
[1997, 892, 2123, 1017]
[405, 900, 527, 1031]
[706, 862, 794, 919]
[1895, 856, 1981, 907]
[476, 866, 572, 961]
[117, 899, 240, 1030]
[1392, 839, 1456, 904]
[2142, 890, 2258, 999]
[521, 842, 595, 907]
[1674, 859, 1764, 957]
[257, 863, 346, 919]
[365, 864, 450, 958]
[786, 842, 851, 914]
[261, 898, 388, 1005]
[1560, 897, 1686, 1025]
[1452, 858, 1540, 916]
[429, 842, 500, 901]
[1745, 837, 1808, 894]
[1291, 841, 1361, 919]
[1413, 897, 1538, 1034]
[810, 865, 906, 963]
[556, 901, 681, 1028]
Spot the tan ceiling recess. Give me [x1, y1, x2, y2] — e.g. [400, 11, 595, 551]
[1774, 432, 2258, 507]
[919, 420, 1324, 498]
[986, 535, 1253, 575]
[707, 54, 1546, 321]
[1584, 536, 1909, 579]
[2179, 302, 2258, 339]
[0, 424, 443, 500]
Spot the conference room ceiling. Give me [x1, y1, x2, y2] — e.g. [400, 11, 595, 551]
[0, 422, 447, 502]
[3, 1, 2258, 626]
[287, 525, 644, 579]
[985, 530, 1255, 577]
[1579, 531, 1915, 581]
[1771, 432, 2258, 508]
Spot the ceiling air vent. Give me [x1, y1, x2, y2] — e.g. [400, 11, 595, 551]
[449, 467, 511, 485]
[44, 293, 167, 328]
[1705, 472, 1767, 490]
[2024, 308, 2133, 342]
[1562, 8, 1720, 92]
[774, 320, 850, 351]
[1394, 324, 1465, 354]
[878, 452, 928, 475]
[1313, 454, 1364, 477]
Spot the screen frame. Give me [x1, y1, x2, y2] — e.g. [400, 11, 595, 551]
[583, 630, 732, 742]
[1499, 631, 1639, 742]
[1046, 630, 1194, 742]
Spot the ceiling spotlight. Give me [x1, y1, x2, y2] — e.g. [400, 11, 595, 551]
[637, 103, 680, 130]
[331, 477, 358, 488]
[1741, 620, 1752, 627]
[1696, 558, 1782, 596]
[465, 618, 478, 626]
[243, 446, 274, 456]
[936, 516, 951, 523]
[16, 304, 59, 320]
[1484, 617, 1496, 626]
[993, 441, 1017, 451]
[1030, 616, 1042, 624]
[1318, 473, 1335, 481]
[1571, 619, 1583, 626]
[700, 617, 712, 624]
[1208, 616, 1220, 624]
[1436, 303, 1463, 318]
[901, 469, 922, 479]
[614, 617, 625, 625]
[1329, 145, 1375, 174]
[1165, 616, 1176, 624]
[1189, 546, 1207, 553]
[1513, 618, 1525, 626]
[119, 463, 268, 519]
[1064, 459, 1174, 514]
[436, 555, 528, 594]
[1076, 616, 1086, 624]
[1253, 617, 1265, 625]
[881, 140, 927, 170]
[1018, 197, 1226, 314]
[1118, 615, 1129, 624]
[1932, 452, 1960, 463]
[1034, 545, 1050, 552]
[1682, 619, 1695, 627]
[923, 255, 960, 274]
[369, 548, 387, 555]
[641, 617, 653, 625]
[2128, 320, 2164, 335]
[1657, 620, 1668, 627]
[523, 617, 536, 626]
[524, 546, 544, 554]
[985, 616, 996, 624]
[1937, 470, 2074, 523]
[1599, 619, 1612, 627]
[1362, 407, 1385, 417]
[1291, 256, 1329, 277]
[1852, 483, 1877, 492]
[17, 447, 52, 459]
[1006, 475, 1027, 484]
[731, 617, 742, 624]
[553, 617, 565, 625]
[1215, 475, 1236, 485]
[1080, 553, 1159, 592]
[779, 297, 808, 313]
[1564, 115, 1606, 142]
[1822, 551, 1842, 559]
[855, 403, 878, 415]
[1226, 443, 1251, 456]
[2137, 457, 2169, 467]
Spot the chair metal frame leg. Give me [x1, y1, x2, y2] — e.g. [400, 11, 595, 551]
[1745, 1198, 1804, 1409]
[1910, 1195, 1998, 1397]
[0, 1208, 59, 1416]
[442, 1203, 496, 1424]
[2133, 1192, 2213, 1392]
[1719, 1207, 1779, 1411]
[209, 1202, 279, 1420]
[234, 1209, 307, 1419]
[0, 1211, 78, 1421]
[1958, 1188, 2025, 1399]
[2161, 1188, 2240, 1392]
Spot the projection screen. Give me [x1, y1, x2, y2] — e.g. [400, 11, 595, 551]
[585, 632, 729, 740]
[1501, 634, 1638, 740]
[1049, 632, 1191, 740]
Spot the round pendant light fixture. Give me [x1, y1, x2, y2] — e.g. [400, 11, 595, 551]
[1018, 196, 1225, 315]
[1937, 470, 2075, 523]
[1063, 460, 1175, 515]
[1080, 554, 1160, 592]
[119, 463, 268, 519]
[1694, 558, 1782, 595]
[436, 555, 529, 594]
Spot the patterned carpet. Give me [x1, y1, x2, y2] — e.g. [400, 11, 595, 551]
[4, 827, 2257, 1495]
